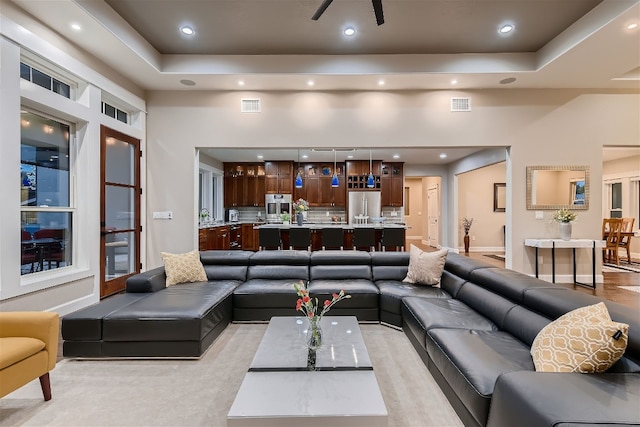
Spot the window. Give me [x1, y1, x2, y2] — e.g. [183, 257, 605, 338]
[610, 182, 622, 218]
[101, 101, 129, 124]
[20, 111, 73, 275]
[20, 62, 71, 99]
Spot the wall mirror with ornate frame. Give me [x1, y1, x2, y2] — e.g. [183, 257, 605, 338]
[526, 165, 589, 210]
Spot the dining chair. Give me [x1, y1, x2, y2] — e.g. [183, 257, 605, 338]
[601, 218, 623, 265]
[380, 228, 405, 252]
[321, 228, 344, 250]
[352, 228, 376, 252]
[619, 218, 635, 263]
[33, 229, 66, 269]
[289, 227, 311, 250]
[258, 228, 282, 250]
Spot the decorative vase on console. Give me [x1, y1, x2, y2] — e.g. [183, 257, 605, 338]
[552, 208, 577, 241]
[462, 217, 473, 254]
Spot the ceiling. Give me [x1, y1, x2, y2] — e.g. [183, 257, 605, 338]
[8, 0, 639, 165]
[9, 0, 640, 92]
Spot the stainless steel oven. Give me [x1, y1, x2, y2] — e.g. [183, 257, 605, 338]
[265, 194, 292, 222]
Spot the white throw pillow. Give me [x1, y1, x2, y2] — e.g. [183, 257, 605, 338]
[402, 245, 448, 287]
[161, 250, 208, 286]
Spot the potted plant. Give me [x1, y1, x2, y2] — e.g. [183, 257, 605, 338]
[280, 212, 291, 224]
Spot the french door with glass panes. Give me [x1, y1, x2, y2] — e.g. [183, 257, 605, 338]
[100, 126, 141, 298]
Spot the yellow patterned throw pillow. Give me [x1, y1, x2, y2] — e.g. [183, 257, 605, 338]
[160, 250, 208, 286]
[402, 245, 448, 287]
[530, 302, 628, 373]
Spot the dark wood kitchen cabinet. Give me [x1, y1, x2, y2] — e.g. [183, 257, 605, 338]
[199, 225, 230, 250]
[265, 161, 293, 194]
[241, 223, 259, 251]
[380, 162, 404, 207]
[224, 162, 265, 207]
[244, 164, 265, 207]
[346, 160, 382, 190]
[294, 162, 345, 207]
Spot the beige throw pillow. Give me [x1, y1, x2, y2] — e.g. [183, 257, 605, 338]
[161, 250, 208, 286]
[402, 245, 448, 287]
[530, 302, 628, 373]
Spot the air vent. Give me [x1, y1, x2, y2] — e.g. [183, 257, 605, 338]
[451, 97, 471, 112]
[241, 98, 261, 113]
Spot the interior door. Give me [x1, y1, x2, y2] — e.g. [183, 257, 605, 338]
[427, 185, 440, 247]
[100, 126, 141, 298]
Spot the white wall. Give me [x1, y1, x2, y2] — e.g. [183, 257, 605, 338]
[146, 90, 639, 283]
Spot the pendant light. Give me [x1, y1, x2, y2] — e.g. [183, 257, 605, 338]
[295, 149, 303, 189]
[331, 149, 339, 188]
[366, 149, 375, 188]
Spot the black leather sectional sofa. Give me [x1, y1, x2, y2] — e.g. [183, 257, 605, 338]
[62, 250, 640, 427]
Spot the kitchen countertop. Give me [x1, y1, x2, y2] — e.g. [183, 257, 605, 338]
[255, 223, 409, 230]
[199, 221, 265, 229]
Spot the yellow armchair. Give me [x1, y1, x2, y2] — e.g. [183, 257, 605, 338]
[0, 311, 59, 401]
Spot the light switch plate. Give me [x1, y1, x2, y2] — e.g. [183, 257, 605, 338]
[153, 211, 173, 220]
[535, 211, 544, 220]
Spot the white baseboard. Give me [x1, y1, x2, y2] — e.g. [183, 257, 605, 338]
[525, 273, 603, 285]
[458, 246, 505, 253]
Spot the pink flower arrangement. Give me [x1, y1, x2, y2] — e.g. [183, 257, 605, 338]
[293, 280, 350, 319]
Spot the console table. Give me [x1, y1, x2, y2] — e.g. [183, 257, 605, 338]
[524, 239, 605, 289]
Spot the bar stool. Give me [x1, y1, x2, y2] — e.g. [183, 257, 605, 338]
[259, 228, 282, 250]
[289, 227, 311, 251]
[321, 228, 344, 250]
[352, 228, 376, 252]
[380, 228, 405, 251]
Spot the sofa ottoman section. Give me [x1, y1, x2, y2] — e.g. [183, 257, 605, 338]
[62, 293, 147, 357]
[233, 250, 310, 321]
[102, 282, 236, 357]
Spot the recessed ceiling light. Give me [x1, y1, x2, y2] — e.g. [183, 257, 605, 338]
[302, 154, 309, 159]
[499, 24, 514, 34]
[180, 26, 194, 36]
[392, 154, 400, 159]
[180, 79, 196, 86]
[439, 153, 447, 159]
[628, 23, 638, 30]
[70, 23, 82, 31]
[257, 155, 263, 159]
[451, 79, 457, 85]
[378, 79, 385, 86]
[344, 27, 356, 36]
[347, 155, 353, 159]
[307, 80, 315, 87]
[238, 80, 245, 86]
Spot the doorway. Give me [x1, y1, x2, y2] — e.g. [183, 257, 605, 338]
[100, 126, 141, 298]
[427, 185, 440, 247]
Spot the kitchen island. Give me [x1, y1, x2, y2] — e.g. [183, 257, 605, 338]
[256, 222, 408, 251]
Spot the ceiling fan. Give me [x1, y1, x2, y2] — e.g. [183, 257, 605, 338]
[312, 0, 384, 26]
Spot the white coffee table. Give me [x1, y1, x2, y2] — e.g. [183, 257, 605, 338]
[227, 316, 388, 427]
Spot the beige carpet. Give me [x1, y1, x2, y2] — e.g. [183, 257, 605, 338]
[0, 323, 462, 427]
